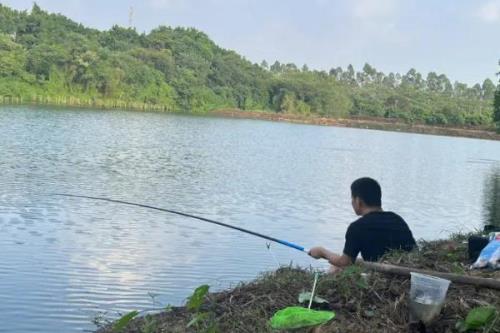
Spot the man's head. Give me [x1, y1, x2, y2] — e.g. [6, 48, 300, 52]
[351, 177, 382, 216]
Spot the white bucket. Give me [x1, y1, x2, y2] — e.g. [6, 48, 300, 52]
[409, 272, 451, 324]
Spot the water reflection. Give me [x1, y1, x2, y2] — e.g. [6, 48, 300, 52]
[484, 168, 500, 228]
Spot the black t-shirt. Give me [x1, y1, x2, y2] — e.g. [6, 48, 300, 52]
[342, 211, 416, 262]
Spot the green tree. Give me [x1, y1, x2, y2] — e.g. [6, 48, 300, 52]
[342, 64, 357, 86]
[270, 60, 282, 73]
[0, 2, 494, 128]
[426, 72, 440, 92]
[482, 78, 496, 100]
[0, 34, 28, 78]
[494, 88, 500, 130]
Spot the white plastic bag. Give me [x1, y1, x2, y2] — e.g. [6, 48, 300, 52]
[471, 233, 500, 269]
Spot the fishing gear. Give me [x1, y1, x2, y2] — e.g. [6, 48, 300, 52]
[53, 194, 309, 253]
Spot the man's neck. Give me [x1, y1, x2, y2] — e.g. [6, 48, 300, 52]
[360, 206, 383, 216]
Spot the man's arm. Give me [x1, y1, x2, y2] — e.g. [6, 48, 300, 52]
[308, 246, 353, 267]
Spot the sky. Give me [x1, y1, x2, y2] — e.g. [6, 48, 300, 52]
[2, 0, 499, 85]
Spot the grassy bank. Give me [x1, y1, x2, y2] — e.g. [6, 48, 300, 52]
[95, 235, 500, 333]
[2, 99, 499, 141]
[0, 95, 173, 112]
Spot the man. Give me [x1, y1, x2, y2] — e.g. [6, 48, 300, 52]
[308, 177, 416, 271]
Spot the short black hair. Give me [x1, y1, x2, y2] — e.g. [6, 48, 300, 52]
[351, 177, 382, 207]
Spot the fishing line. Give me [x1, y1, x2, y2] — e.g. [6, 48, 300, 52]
[53, 194, 309, 253]
[266, 242, 282, 269]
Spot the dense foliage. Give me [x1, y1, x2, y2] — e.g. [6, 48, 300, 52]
[494, 68, 500, 131]
[495, 90, 500, 131]
[0, 4, 496, 126]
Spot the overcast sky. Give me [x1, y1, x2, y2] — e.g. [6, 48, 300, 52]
[2, 0, 499, 85]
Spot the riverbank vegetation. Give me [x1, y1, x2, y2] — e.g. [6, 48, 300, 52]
[0, 3, 498, 128]
[494, 87, 500, 132]
[94, 234, 500, 333]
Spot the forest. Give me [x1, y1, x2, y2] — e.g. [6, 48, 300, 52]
[0, 3, 498, 128]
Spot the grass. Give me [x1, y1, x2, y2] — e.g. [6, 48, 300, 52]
[0, 94, 174, 112]
[95, 236, 500, 333]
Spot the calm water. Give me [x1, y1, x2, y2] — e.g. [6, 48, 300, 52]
[0, 106, 499, 332]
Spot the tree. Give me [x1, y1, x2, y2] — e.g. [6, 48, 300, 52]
[0, 2, 494, 127]
[468, 84, 482, 99]
[283, 63, 298, 72]
[426, 72, 440, 92]
[382, 73, 396, 88]
[494, 87, 500, 130]
[402, 68, 424, 89]
[438, 74, 453, 95]
[362, 63, 376, 83]
[329, 67, 342, 79]
[270, 60, 281, 73]
[482, 78, 495, 100]
[0, 34, 28, 78]
[342, 64, 357, 86]
[26, 43, 69, 79]
[454, 82, 468, 97]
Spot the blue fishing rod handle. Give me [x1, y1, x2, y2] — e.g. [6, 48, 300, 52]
[278, 239, 305, 252]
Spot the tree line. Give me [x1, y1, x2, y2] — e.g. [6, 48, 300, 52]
[0, 4, 497, 127]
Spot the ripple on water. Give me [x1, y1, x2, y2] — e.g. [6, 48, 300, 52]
[0, 108, 499, 333]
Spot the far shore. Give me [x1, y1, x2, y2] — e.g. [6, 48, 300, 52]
[2, 102, 499, 141]
[210, 108, 500, 141]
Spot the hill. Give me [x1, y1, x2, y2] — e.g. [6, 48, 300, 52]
[0, 3, 496, 127]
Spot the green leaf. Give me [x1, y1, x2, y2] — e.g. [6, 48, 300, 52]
[298, 292, 328, 304]
[269, 306, 335, 329]
[464, 306, 496, 331]
[186, 284, 210, 311]
[112, 310, 139, 332]
[187, 312, 209, 328]
[186, 316, 199, 328]
[356, 278, 368, 289]
[205, 322, 219, 333]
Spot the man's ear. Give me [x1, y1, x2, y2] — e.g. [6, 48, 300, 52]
[356, 197, 365, 208]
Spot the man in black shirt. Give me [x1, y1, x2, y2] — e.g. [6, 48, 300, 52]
[308, 177, 416, 271]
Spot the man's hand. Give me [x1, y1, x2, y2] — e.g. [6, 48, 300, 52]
[308, 246, 325, 259]
[308, 247, 354, 268]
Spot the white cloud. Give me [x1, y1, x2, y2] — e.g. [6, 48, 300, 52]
[352, 0, 397, 19]
[477, 1, 500, 22]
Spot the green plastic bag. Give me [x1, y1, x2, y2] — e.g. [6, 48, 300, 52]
[269, 306, 335, 329]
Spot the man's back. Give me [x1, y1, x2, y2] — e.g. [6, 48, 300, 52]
[343, 211, 416, 261]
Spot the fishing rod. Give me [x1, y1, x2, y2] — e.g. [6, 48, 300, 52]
[53, 194, 309, 253]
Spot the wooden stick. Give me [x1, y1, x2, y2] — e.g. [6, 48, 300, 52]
[308, 272, 319, 309]
[359, 261, 500, 290]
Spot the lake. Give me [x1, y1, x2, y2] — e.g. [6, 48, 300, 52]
[0, 106, 499, 332]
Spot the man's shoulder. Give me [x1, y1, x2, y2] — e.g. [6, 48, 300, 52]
[381, 211, 407, 223]
[349, 211, 407, 227]
[346, 215, 369, 232]
[366, 211, 406, 221]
